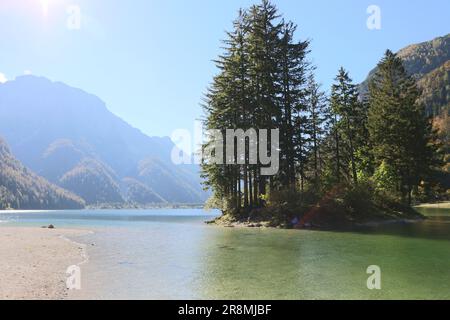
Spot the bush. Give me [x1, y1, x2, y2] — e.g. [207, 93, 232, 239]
[265, 187, 320, 216]
[373, 161, 398, 194]
[339, 183, 378, 219]
[204, 194, 236, 214]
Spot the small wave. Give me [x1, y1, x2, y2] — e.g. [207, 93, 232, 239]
[0, 217, 17, 224]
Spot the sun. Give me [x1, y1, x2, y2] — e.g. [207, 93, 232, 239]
[40, 0, 50, 16]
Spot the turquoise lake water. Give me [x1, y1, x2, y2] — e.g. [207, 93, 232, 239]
[0, 207, 449, 300]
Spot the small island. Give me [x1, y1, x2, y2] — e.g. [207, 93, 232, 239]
[208, 186, 427, 231]
[201, 1, 448, 231]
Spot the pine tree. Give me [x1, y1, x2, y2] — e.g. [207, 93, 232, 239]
[278, 22, 310, 189]
[201, 0, 310, 214]
[246, 0, 284, 200]
[305, 74, 329, 184]
[368, 50, 436, 205]
[330, 68, 362, 185]
[201, 9, 251, 212]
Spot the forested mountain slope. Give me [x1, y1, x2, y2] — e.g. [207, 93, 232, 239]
[0, 137, 85, 210]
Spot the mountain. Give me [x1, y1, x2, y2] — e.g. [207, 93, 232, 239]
[122, 177, 166, 204]
[360, 34, 450, 117]
[0, 75, 207, 205]
[396, 34, 450, 78]
[417, 60, 450, 116]
[136, 158, 206, 203]
[59, 158, 124, 205]
[0, 137, 85, 210]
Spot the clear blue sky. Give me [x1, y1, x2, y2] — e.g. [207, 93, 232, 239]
[0, 0, 449, 138]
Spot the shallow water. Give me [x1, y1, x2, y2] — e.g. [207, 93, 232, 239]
[1, 208, 449, 300]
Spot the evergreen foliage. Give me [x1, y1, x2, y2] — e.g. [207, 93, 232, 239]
[202, 1, 444, 225]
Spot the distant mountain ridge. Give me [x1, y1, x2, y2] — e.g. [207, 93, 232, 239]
[0, 137, 85, 209]
[360, 33, 450, 117]
[0, 76, 207, 207]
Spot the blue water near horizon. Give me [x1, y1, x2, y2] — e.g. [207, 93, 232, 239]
[0, 208, 221, 228]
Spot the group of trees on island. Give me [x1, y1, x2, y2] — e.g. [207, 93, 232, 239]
[201, 0, 445, 222]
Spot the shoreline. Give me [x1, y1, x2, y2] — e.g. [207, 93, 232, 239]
[207, 205, 428, 231]
[0, 227, 91, 300]
[207, 217, 425, 231]
[205, 200, 450, 231]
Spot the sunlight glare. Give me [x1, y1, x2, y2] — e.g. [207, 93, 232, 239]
[41, 0, 50, 17]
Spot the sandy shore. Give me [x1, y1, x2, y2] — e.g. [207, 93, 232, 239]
[0, 227, 89, 300]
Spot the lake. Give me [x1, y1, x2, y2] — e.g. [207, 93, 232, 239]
[1, 207, 449, 300]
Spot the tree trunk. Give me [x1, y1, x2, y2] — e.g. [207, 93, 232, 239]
[334, 117, 341, 181]
[243, 165, 249, 209]
[249, 168, 253, 208]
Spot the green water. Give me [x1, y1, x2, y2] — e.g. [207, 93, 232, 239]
[198, 216, 450, 300]
[1, 208, 449, 299]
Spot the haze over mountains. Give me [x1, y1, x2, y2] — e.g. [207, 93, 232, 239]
[0, 76, 207, 208]
[0, 137, 85, 209]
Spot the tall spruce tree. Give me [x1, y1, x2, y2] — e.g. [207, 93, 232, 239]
[368, 50, 436, 205]
[246, 0, 283, 200]
[278, 22, 310, 189]
[202, 9, 251, 212]
[201, 0, 310, 214]
[330, 68, 362, 185]
[305, 74, 329, 184]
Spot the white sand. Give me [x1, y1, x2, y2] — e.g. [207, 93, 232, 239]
[0, 227, 89, 300]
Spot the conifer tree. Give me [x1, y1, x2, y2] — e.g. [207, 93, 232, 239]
[330, 68, 361, 185]
[305, 74, 329, 183]
[278, 22, 310, 189]
[368, 50, 436, 204]
[201, 0, 310, 214]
